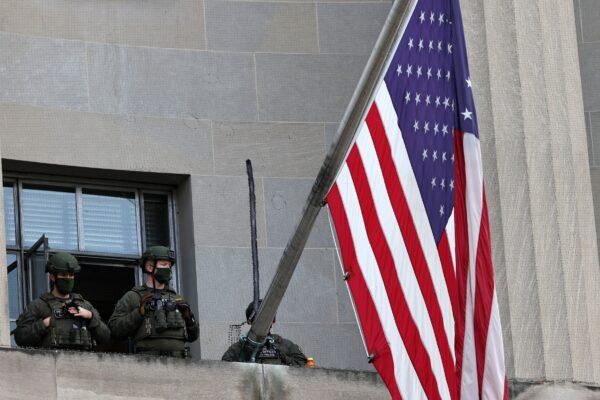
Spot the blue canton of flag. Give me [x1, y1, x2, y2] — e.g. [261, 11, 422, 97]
[384, 0, 477, 244]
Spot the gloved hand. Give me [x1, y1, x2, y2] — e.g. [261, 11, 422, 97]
[175, 301, 192, 321]
[139, 293, 154, 316]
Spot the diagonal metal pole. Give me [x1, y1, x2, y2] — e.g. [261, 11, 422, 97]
[248, 0, 417, 343]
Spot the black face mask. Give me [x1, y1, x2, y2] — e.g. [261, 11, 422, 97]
[153, 268, 172, 284]
[55, 278, 74, 294]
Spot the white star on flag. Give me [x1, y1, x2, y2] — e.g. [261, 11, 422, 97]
[462, 108, 473, 120]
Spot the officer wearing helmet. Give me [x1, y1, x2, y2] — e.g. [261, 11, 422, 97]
[108, 246, 199, 358]
[221, 299, 307, 366]
[14, 252, 111, 350]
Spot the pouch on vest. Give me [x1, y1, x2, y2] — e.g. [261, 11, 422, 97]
[166, 309, 185, 329]
[44, 302, 93, 350]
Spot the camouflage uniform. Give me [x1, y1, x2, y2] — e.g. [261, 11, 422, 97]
[221, 299, 308, 366]
[14, 252, 111, 350]
[108, 246, 199, 358]
[108, 284, 199, 357]
[221, 334, 307, 366]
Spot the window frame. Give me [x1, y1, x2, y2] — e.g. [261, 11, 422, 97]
[3, 173, 181, 314]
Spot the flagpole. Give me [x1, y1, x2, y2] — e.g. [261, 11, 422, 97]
[327, 210, 370, 358]
[247, 0, 417, 344]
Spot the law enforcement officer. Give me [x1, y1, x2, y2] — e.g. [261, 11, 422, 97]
[108, 246, 199, 358]
[14, 252, 111, 350]
[222, 300, 307, 366]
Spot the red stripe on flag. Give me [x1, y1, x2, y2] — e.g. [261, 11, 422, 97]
[366, 102, 458, 399]
[327, 184, 402, 400]
[346, 145, 442, 400]
[453, 130, 469, 395]
[474, 190, 495, 398]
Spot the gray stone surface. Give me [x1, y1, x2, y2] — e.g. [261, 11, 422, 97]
[263, 364, 386, 399]
[0, 348, 391, 400]
[0, 32, 88, 111]
[212, 122, 325, 178]
[258, 248, 337, 324]
[195, 246, 254, 322]
[54, 351, 263, 400]
[0, 104, 213, 175]
[263, 178, 334, 248]
[324, 123, 339, 152]
[256, 53, 367, 122]
[515, 383, 600, 400]
[579, 42, 600, 111]
[190, 175, 267, 248]
[87, 43, 258, 121]
[592, 112, 600, 165]
[0, 350, 56, 398]
[580, 0, 600, 43]
[574, 0, 583, 43]
[333, 253, 358, 324]
[206, 1, 318, 53]
[176, 178, 202, 358]
[0, 0, 205, 50]
[274, 322, 369, 371]
[317, 3, 391, 54]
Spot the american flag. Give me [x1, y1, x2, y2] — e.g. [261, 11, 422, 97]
[326, 0, 507, 399]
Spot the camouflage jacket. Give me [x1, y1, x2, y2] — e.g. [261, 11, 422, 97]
[221, 334, 308, 367]
[14, 292, 111, 349]
[108, 285, 199, 347]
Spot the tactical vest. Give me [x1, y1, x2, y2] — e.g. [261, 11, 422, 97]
[40, 294, 93, 351]
[256, 340, 283, 365]
[131, 287, 188, 350]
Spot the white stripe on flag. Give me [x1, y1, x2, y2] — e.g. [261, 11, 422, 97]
[355, 124, 451, 400]
[460, 133, 485, 399]
[446, 210, 456, 272]
[482, 293, 506, 400]
[337, 163, 427, 400]
[375, 84, 456, 358]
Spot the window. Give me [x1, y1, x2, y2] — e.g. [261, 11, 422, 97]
[4, 177, 178, 351]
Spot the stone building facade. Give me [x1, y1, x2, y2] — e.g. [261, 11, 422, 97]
[0, 0, 597, 391]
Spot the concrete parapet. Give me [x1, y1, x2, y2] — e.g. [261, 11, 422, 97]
[1, 347, 599, 399]
[0, 347, 387, 400]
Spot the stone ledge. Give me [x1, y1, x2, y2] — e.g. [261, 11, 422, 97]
[2, 347, 599, 399]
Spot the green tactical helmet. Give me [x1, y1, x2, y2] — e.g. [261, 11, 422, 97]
[140, 246, 176, 270]
[45, 252, 81, 274]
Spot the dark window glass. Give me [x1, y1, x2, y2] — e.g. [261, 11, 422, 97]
[4, 185, 16, 246]
[22, 186, 77, 250]
[144, 194, 170, 248]
[82, 190, 139, 255]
